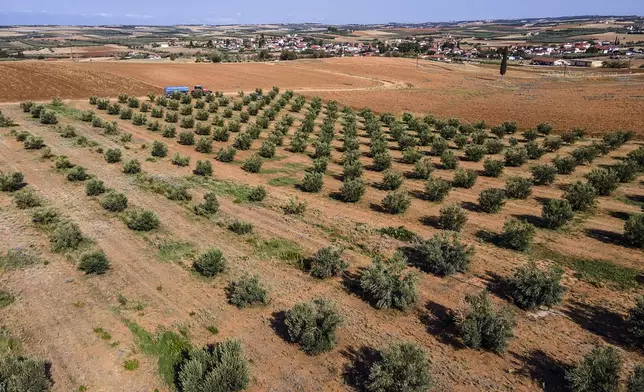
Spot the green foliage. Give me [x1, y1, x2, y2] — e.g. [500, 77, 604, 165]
[364, 343, 433, 392]
[310, 247, 347, 279]
[180, 116, 195, 129]
[553, 155, 577, 175]
[505, 176, 532, 199]
[382, 190, 411, 214]
[31, 207, 59, 225]
[572, 145, 598, 165]
[78, 250, 110, 275]
[360, 252, 418, 310]
[0, 353, 53, 391]
[613, 160, 639, 183]
[285, 298, 342, 355]
[194, 160, 213, 177]
[401, 147, 422, 164]
[0, 171, 25, 192]
[100, 191, 128, 212]
[452, 168, 477, 189]
[258, 140, 276, 158]
[248, 186, 267, 202]
[531, 164, 557, 186]
[13, 188, 41, 209]
[625, 213, 644, 248]
[193, 192, 220, 216]
[193, 248, 226, 277]
[283, 197, 307, 215]
[566, 346, 622, 392]
[482, 159, 504, 178]
[39, 110, 58, 124]
[162, 125, 177, 138]
[380, 170, 403, 191]
[378, 226, 418, 242]
[508, 262, 564, 309]
[301, 172, 324, 193]
[195, 137, 213, 154]
[478, 188, 506, 213]
[501, 218, 535, 251]
[151, 141, 168, 158]
[171, 153, 190, 167]
[50, 221, 83, 252]
[228, 220, 253, 235]
[176, 339, 249, 392]
[542, 199, 574, 229]
[233, 132, 252, 150]
[564, 181, 597, 211]
[587, 168, 619, 196]
[226, 274, 269, 308]
[412, 233, 473, 275]
[412, 158, 433, 180]
[23, 135, 45, 150]
[628, 296, 644, 347]
[104, 148, 122, 163]
[457, 290, 515, 353]
[438, 203, 468, 231]
[66, 166, 89, 182]
[123, 209, 160, 231]
[536, 122, 552, 135]
[123, 159, 141, 174]
[424, 176, 452, 202]
[132, 113, 147, 126]
[242, 154, 263, 173]
[627, 366, 644, 392]
[372, 152, 392, 172]
[216, 147, 236, 163]
[525, 141, 545, 160]
[440, 150, 458, 170]
[340, 178, 366, 203]
[504, 147, 528, 167]
[464, 144, 486, 162]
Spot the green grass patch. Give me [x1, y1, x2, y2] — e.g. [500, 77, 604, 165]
[248, 237, 304, 263]
[184, 175, 254, 203]
[45, 103, 84, 119]
[0, 290, 15, 308]
[123, 358, 140, 371]
[378, 226, 420, 242]
[262, 161, 306, 175]
[615, 194, 644, 209]
[156, 240, 196, 263]
[532, 244, 640, 290]
[93, 327, 112, 340]
[205, 325, 219, 335]
[122, 318, 191, 386]
[268, 176, 298, 187]
[0, 248, 42, 270]
[0, 327, 21, 356]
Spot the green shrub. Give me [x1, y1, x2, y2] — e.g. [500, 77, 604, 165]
[452, 168, 477, 189]
[412, 233, 473, 275]
[100, 191, 128, 212]
[216, 147, 236, 163]
[530, 164, 557, 186]
[283, 197, 306, 215]
[625, 213, 644, 248]
[310, 247, 347, 279]
[572, 145, 598, 165]
[364, 342, 433, 392]
[501, 218, 535, 251]
[176, 339, 249, 392]
[360, 252, 418, 311]
[85, 178, 107, 196]
[567, 346, 622, 392]
[372, 152, 392, 172]
[505, 176, 532, 199]
[464, 144, 486, 162]
[192, 248, 226, 277]
[456, 290, 515, 353]
[151, 141, 168, 158]
[504, 147, 528, 167]
[481, 159, 503, 178]
[180, 116, 195, 129]
[258, 140, 276, 158]
[542, 199, 574, 229]
[32, 207, 58, 225]
[242, 154, 263, 173]
[104, 148, 122, 163]
[107, 102, 121, 115]
[228, 220, 253, 235]
[193, 160, 213, 176]
[430, 137, 448, 156]
[440, 150, 458, 170]
[525, 141, 545, 160]
[523, 128, 539, 142]
[0, 354, 53, 391]
[54, 155, 74, 169]
[165, 111, 179, 123]
[587, 168, 619, 196]
[233, 132, 252, 150]
[78, 250, 109, 275]
[553, 156, 577, 175]
[123, 209, 160, 231]
[382, 190, 411, 214]
[455, 134, 469, 149]
[30, 104, 45, 118]
[67, 166, 89, 182]
[248, 186, 267, 202]
[132, 113, 147, 126]
[39, 110, 58, 124]
[412, 158, 434, 179]
[20, 100, 34, 112]
[161, 125, 176, 139]
[380, 170, 403, 191]
[194, 122, 211, 135]
[438, 203, 468, 231]
[170, 152, 190, 167]
[50, 221, 83, 252]
[226, 274, 269, 308]
[147, 120, 161, 132]
[91, 116, 104, 128]
[195, 137, 213, 154]
[628, 296, 644, 347]
[340, 178, 366, 203]
[508, 262, 564, 309]
[312, 157, 329, 173]
[536, 122, 552, 135]
[24, 135, 45, 150]
[484, 138, 504, 154]
[343, 160, 364, 181]
[13, 188, 41, 209]
[212, 126, 229, 142]
[176, 132, 195, 146]
[613, 160, 639, 183]
[301, 172, 324, 193]
[627, 366, 644, 392]
[123, 159, 141, 174]
[0, 171, 24, 192]
[401, 147, 422, 164]
[285, 298, 342, 355]
[194, 192, 220, 216]
[424, 176, 452, 202]
[478, 188, 506, 213]
[564, 181, 597, 211]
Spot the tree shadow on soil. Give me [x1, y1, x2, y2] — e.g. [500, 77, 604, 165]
[341, 345, 382, 391]
[419, 215, 441, 229]
[475, 229, 503, 247]
[419, 300, 463, 349]
[270, 310, 291, 343]
[460, 201, 481, 213]
[562, 300, 631, 348]
[608, 210, 631, 221]
[512, 213, 548, 229]
[482, 271, 511, 301]
[511, 349, 570, 392]
[584, 228, 625, 247]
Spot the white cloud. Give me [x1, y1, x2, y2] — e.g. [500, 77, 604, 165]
[97, 12, 112, 17]
[126, 13, 153, 19]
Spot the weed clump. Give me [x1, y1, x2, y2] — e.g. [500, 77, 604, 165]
[123, 159, 141, 174]
[123, 209, 160, 231]
[13, 188, 41, 209]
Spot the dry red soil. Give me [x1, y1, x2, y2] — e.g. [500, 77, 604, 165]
[0, 60, 643, 391]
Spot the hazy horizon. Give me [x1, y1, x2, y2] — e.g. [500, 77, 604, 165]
[0, 0, 642, 26]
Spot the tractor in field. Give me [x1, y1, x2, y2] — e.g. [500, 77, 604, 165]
[191, 85, 211, 97]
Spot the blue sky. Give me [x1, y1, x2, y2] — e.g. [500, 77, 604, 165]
[0, 0, 642, 25]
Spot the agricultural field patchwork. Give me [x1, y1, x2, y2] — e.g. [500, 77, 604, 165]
[0, 79, 643, 391]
